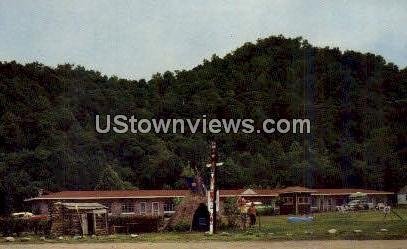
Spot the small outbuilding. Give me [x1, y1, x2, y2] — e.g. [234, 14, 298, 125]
[397, 186, 407, 206]
[50, 202, 108, 236]
[278, 186, 316, 215]
[164, 193, 209, 231]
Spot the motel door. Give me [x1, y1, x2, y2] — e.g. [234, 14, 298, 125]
[81, 214, 89, 235]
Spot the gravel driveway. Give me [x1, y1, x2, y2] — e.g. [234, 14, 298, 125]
[1, 241, 407, 249]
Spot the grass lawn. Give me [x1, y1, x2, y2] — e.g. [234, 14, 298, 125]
[254, 208, 407, 240]
[2, 209, 407, 243]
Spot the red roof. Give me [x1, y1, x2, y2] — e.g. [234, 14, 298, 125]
[220, 189, 278, 196]
[26, 190, 189, 200]
[25, 187, 393, 201]
[277, 186, 317, 194]
[312, 188, 394, 196]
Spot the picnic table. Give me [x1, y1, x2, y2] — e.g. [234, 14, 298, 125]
[112, 225, 127, 234]
[126, 222, 140, 233]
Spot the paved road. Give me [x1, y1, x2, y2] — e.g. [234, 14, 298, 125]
[1, 241, 407, 249]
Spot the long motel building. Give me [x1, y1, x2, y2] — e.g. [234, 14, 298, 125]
[25, 186, 393, 216]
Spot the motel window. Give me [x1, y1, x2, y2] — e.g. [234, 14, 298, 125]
[152, 202, 160, 216]
[103, 202, 112, 213]
[32, 204, 41, 215]
[163, 202, 175, 212]
[311, 197, 317, 206]
[298, 197, 310, 204]
[121, 202, 135, 213]
[282, 197, 293, 205]
[140, 202, 146, 215]
[262, 200, 273, 206]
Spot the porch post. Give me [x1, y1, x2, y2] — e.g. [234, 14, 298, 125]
[295, 193, 298, 215]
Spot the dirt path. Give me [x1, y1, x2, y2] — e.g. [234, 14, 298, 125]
[1, 241, 407, 249]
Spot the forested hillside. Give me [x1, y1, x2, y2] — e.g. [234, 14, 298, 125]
[0, 36, 406, 213]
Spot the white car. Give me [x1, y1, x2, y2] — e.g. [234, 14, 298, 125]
[376, 203, 386, 211]
[347, 200, 369, 210]
[11, 212, 33, 219]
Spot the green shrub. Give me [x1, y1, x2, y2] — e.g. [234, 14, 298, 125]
[33, 219, 52, 235]
[257, 205, 275, 216]
[173, 219, 190, 232]
[0, 216, 51, 236]
[0, 217, 13, 236]
[0, 217, 28, 236]
[218, 217, 230, 231]
[223, 197, 240, 228]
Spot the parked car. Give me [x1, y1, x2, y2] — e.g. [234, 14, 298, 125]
[311, 206, 319, 213]
[376, 202, 386, 211]
[336, 205, 350, 213]
[11, 212, 33, 219]
[347, 200, 369, 211]
[367, 202, 375, 209]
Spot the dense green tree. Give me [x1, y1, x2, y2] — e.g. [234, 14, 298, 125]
[0, 36, 406, 214]
[95, 165, 133, 190]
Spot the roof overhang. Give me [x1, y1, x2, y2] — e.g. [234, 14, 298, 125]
[61, 202, 107, 210]
[220, 194, 278, 197]
[312, 192, 393, 196]
[25, 195, 187, 201]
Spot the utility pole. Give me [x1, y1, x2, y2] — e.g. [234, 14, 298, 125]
[206, 141, 223, 234]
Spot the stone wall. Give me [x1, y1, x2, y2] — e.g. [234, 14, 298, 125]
[94, 211, 108, 235]
[50, 203, 108, 236]
[50, 202, 64, 236]
[66, 212, 83, 235]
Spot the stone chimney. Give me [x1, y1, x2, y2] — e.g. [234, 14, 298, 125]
[50, 202, 64, 236]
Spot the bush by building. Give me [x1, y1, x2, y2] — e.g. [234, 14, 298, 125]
[223, 197, 240, 228]
[256, 205, 275, 216]
[108, 215, 163, 233]
[172, 218, 190, 232]
[0, 216, 50, 236]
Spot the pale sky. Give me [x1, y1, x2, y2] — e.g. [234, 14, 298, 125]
[0, 0, 406, 79]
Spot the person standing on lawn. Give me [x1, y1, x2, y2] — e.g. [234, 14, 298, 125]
[237, 196, 248, 229]
[248, 203, 257, 226]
